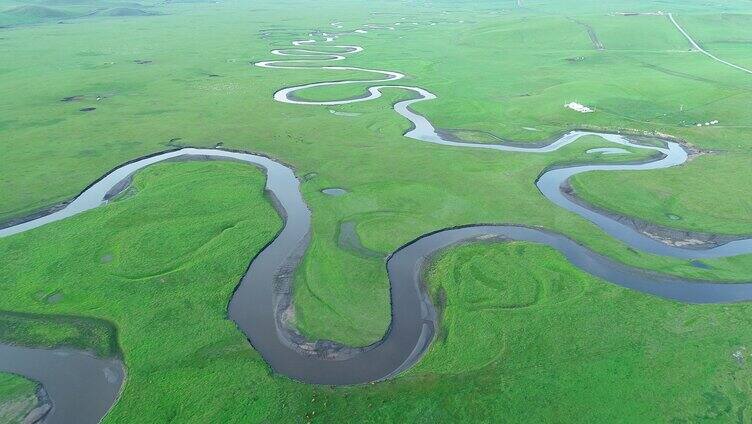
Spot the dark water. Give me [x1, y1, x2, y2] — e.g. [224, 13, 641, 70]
[535, 146, 752, 259]
[261, 38, 752, 258]
[2, 146, 752, 419]
[407, 226, 752, 304]
[321, 187, 348, 196]
[2, 34, 752, 421]
[0, 344, 123, 424]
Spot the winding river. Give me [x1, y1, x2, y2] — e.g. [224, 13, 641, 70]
[2, 34, 752, 422]
[258, 38, 752, 258]
[0, 345, 123, 424]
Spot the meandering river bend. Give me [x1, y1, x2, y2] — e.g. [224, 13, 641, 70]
[2, 35, 752, 423]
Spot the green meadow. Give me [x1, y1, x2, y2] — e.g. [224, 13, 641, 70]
[3, 163, 752, 422]
[0, 374, 38, 424]
[1, 0, 752, 421]
[571, 153, 752, 235]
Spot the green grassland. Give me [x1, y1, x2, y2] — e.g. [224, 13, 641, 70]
[0, 374, 38, 424]
[2, 162, 752, 422]
[0, 0, 163, 26]
[415, 241, 752, 422]
[0, 311, 118, 357]
[570, 153, 752, 235]
[0, 161, 286, 422]
[673, 12, 752, 69]
[1, 0, 752, 421]
[568, 11, 752, 237]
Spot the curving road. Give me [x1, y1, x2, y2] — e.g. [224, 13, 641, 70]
[668, 12, 752, 75]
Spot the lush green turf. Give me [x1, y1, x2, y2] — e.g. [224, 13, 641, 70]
[0, 311, 117, 357]
[3, 172, 752, 421]
[567, 11, 752, 236]
[570, 153, 752, 235]
[412, 241, 752, 422]
[2, 0, 752, 421]
[673, 12, 752, 69]
[294, 134, 662, 345]
[0, 374, 38, 424]
[0, 374, 35, 405]
[0, 161, 286, 422]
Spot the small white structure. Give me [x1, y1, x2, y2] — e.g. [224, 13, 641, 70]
[565, 102, 594, 113]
